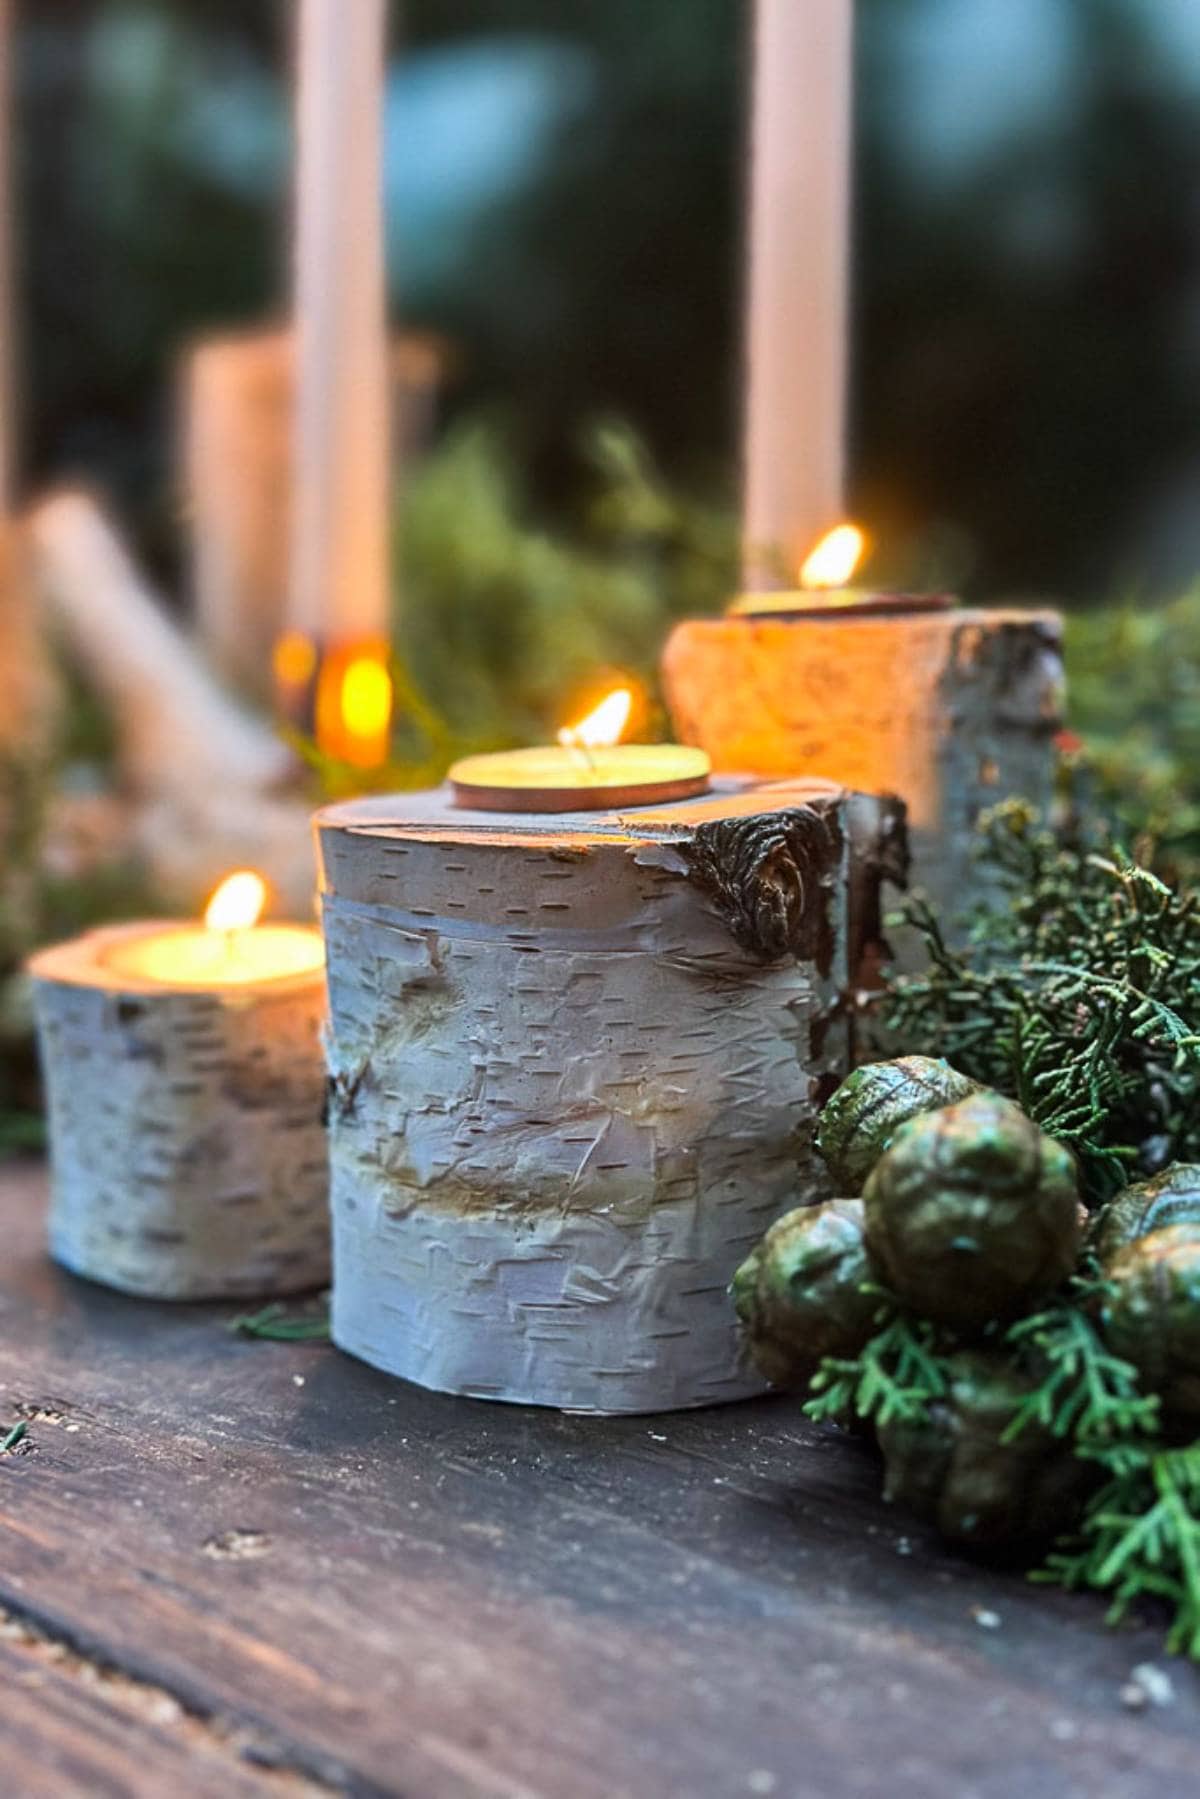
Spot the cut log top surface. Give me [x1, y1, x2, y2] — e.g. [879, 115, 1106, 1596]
[674, 603, 1063, 640]
[315, 774, 848, 847]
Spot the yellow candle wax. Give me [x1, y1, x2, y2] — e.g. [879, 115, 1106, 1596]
[98, 870, 323, 990]
[449, 744, 711, 813]
[103, 923, 324, 989]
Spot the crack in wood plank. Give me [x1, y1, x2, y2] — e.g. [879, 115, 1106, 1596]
[0, 1600, 352, 1796]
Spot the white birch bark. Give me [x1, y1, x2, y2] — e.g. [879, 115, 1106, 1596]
[316, 780, 862, 1414]
[29, 923, 329, 1300]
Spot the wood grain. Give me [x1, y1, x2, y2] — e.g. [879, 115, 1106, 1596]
[0, 1160, 1196, 1797]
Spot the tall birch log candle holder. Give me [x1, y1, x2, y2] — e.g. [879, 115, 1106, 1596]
[661, 533, 1064, 947]
[315, 771, 891, 1414]
[28, 875, 330, 1300]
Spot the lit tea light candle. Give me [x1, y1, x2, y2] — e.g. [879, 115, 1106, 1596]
[728, 523, 952, 619]
[449, 687, 711, 813]
[28, 872, 329, 1301]
[103, 870, 325, 988]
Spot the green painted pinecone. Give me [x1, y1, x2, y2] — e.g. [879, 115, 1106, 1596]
[1102, 1223, 1200, 1423]
[732, 1200, 878, 1390]
[863, 1093, 1081, 1331]
[816, 1057, 982, 1195]
[877, 1350, 1095, 1548]
[1091, 1164, 1200, 1266]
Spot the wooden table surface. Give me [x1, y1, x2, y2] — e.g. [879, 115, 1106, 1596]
[0, 1161, 1197, 1799]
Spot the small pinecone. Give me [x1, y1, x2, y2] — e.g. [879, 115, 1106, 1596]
[877, 1350, 1095, 1548]
[816, 1057, 982, 1195]
[1091, 1164, 1200, 1266]
[1102, 1223, 1200, 1423]
[863, 1093, 1081, 1331]
[732, 1200, 879, 1390]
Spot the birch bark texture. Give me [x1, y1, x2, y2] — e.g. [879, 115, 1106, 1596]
[316, 778, 863, 1414]
[29, 923, 329, 1299]
[661, 609, 1063, 942]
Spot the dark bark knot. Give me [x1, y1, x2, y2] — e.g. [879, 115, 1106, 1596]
[325, 1064, 367, 1123]
[683, 807, 841, 966]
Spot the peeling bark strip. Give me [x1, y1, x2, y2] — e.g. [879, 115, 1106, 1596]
[28, 924, 329, 1300]
[314, 778, 874, 1414]
[661, 607, 1063, 957]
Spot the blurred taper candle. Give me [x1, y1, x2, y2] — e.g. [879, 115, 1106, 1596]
[742, 0, 854, 589]
[285, 0, 393, 767]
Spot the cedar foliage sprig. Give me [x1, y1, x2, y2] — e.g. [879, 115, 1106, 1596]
[804, 1304, 953, 1428]
[802, 1279, 1200, 1655]
[884, 802, 1200, 1204]
[229, 1300, 331, 1343]
[1002, 1287, 1160, 1446]
[1035, 1442, 1200, 1657]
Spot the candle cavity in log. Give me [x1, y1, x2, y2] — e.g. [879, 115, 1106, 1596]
[315, 777, 896, 1415]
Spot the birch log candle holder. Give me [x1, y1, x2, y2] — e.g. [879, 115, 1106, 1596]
[662, 548, 1063, 945]
[315, 775, 896, 1414]
[28, 877, 329, 1301]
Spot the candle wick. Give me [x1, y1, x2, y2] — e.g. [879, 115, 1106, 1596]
[560, 728, 599, 779]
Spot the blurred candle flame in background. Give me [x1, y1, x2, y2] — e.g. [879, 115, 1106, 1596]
[800, 522, 865, 589]
[272, 631, 393, 769]
[339, 654, 393, 742]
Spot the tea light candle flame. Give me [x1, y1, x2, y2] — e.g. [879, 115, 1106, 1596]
[799, 522, 865, 590]
[204, 869, 267, 933]
[556, 688, 632, 751]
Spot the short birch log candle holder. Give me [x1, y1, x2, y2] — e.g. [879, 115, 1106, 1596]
[28, 915, 329, 1300]
[661, 599, 1064, 941]
[315, 776, 887, 1414]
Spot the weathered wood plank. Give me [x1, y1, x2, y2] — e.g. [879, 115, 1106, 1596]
[0, 1160, 1197, 1798]
[0, 1626, 325, 1797]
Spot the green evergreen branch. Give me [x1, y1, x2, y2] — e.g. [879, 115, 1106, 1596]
[883, 801, 1200, 1204]
[804, 1306, 953, 1429]
[229, 1300, 331, 1343]
[1036, 1443, 1200, 1658]
[1002, 1301, 1159, 1446]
